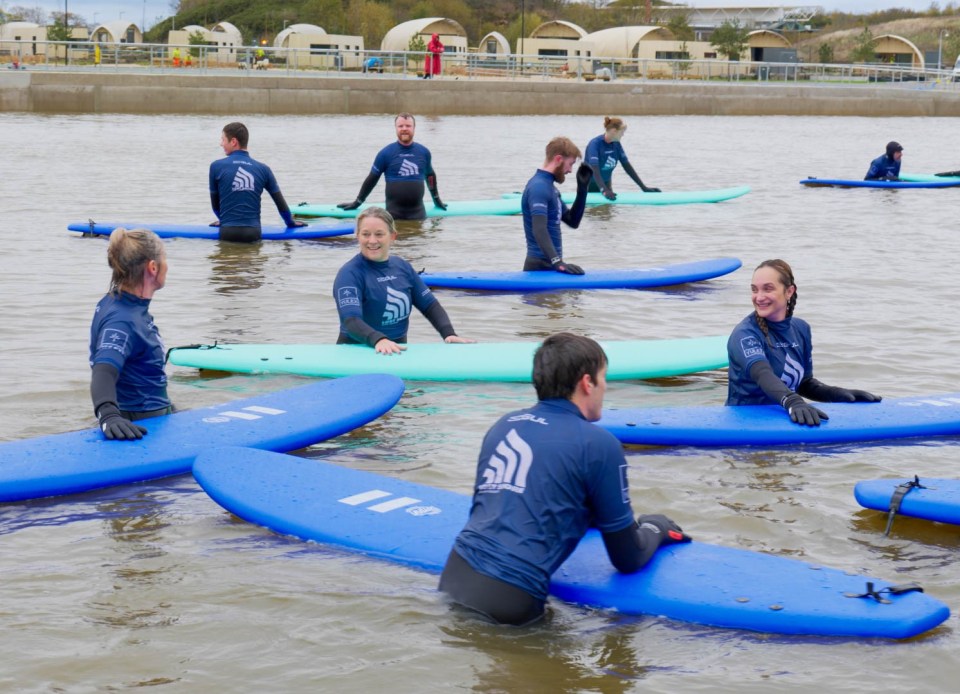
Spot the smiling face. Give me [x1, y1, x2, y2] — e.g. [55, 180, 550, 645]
[356, 214, 396, 262]
[395, 116, 415, 145]
[751, 265, 795, 323]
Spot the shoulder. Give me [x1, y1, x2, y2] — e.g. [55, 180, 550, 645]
[729, 312, 759, 337]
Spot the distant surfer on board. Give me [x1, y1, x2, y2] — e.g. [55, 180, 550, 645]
[209, 121, 306, 243]
[726, 259, 881, 426]
[439, 333, 690, 625]
[89, 229, 173, 440]
[333, 207, 471, 353]
[521, 137, 591, 275]
[864, 141, 903, 181]
[583, 117, 661, 200]
[337, 113, 446, 221]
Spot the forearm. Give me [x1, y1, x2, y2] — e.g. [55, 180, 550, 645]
[342, 316, 387, 348]
[269, 190, 295, 226]
[422, 301, 456, 339]
[748, 360, 794, 405]
[530, 215, 560, 262]
[601, 522, 659, 573]
[356, 171, 380, 202]
[90, 362, 120, 415]
[210, 191, 221, 218]
[621, 160, 645, 188]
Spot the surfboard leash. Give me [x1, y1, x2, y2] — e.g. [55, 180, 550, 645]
[165, 341, 218, 364]
[844, 581, 924, 604]
[884, 475, 927, 536]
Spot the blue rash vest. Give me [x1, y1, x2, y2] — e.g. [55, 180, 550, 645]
[452, 398, 636, 601]
[370, 141, 435, 219]
[864, 154, 901, 181]
[521, 169, 567, 261]
[333, 253, 438, 342]
[584, 134, 629, 183]
[726, 312, 814, 406]
[89, 291, 170, 413]
[209, 150, 282, 228]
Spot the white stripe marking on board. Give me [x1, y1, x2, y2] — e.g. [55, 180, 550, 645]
[244, 406, 286, 415]
[219, 411, 261, 420]
[368, 497, 421, 513]
[339, 490, 392, 505]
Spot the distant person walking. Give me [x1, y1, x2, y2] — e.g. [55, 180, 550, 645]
[424, 33, 444, 78]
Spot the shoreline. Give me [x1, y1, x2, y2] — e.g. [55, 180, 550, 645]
[3, 69, 960, 117]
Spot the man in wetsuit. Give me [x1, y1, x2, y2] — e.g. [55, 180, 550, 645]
[522, 136, 592, 274]
[864, 141, 903, 181]
[209, 122, 305, 243]
[439, 332, 691, 626]
[337, 113, 446, 221]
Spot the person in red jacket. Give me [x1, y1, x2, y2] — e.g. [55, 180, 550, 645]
[424, 33, 443, 78]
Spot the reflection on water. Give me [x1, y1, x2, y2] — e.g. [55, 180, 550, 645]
[208, 241, 270, 295]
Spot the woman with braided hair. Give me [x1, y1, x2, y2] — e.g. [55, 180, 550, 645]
[725, 259, 881, 426]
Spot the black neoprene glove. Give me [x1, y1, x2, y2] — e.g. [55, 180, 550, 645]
[552, 260, 584, 275]
[602, 187, 617, 200]
[781, 393, 829, 427]
[637, 514, 692, 545]
[433, 198, 448, 211]
[830, 387, 882, 403]
[337, 200, 362, 210]
[97, 403, 147, 441]
[576, 162, 593, 190]
[642, 185, 662, 193]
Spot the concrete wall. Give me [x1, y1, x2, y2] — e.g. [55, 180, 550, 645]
[3, 70, 960, 117]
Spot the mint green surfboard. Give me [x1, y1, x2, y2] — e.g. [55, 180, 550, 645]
[293, 198, 523, 219]
[900, 172, 960, 183]
[501, 185, 751, 206]
[168, 336, 728, 382]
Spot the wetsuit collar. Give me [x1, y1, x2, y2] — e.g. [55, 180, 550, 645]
[118, 290, 151, 306]
[538, 398, 586, 420]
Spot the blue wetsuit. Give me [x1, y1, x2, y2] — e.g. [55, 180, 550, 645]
[363, 142, 437, 220]
[726, 313, 814, 406]
[209, 150, 296, 241]
[333, 253, 453, 346]
[89, 291, 170, 413]
[864, 154, 901, 181]
[521, 169, 567, 264]
[449, 398, 636, 602]
[584, 134, 628, 186]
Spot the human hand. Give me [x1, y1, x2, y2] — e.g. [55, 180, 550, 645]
[97, 403, 147, 441]
[832, 388, 882, 403]
[781, 393, 829, 426]
[552, 261, 584, 275]
[288, 220, 308, 228]
[575, 163, 593, 189]
[374, 338, 406, 355]
[433, 199, 448, 211]
[337, 200, 362, 210]
[642, 186, 662, 193]
[444, 335, 475, 344]
[637, 514, 692, 545]
[602, 187, 617, 200]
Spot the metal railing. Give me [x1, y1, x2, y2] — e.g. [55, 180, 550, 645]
[3, 40, 957, 89]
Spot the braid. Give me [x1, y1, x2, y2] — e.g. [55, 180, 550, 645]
[786, 286, 797, 318]
[755, 312, 772, 346]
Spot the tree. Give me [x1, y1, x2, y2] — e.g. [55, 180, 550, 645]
[850, 26, 876, 63]
[665, 12, 695, 43]
[7, 5, 47, 24]
[818, 42, 835, 63]
[46, 21, 72, 66]
[188, 29, 206, 58]
[710, 20, 749, 61]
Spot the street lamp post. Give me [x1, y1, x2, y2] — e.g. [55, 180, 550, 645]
[938, 29, 949, 71]
[520, 0, 524, 75]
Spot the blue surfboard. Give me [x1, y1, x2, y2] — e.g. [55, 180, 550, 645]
[68, 220, 355, 240]
[420, 257, 741, 291]
[598, 393, 960, 446]
[0, 375, 404, 503]
[192, 447, 949, 638]
[855, 477, 960, 525]
[800, 177, 960, 189]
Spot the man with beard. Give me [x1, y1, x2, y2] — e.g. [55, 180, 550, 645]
[337, 113, 446, 221]
[521, 136, 591, 274]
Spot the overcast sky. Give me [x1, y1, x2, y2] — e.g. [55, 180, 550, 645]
[4, 1, 945, 30]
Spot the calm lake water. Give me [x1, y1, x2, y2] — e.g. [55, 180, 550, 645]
[1, 111, 958, 691]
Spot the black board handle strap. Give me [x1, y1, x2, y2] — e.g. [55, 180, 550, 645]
[844, 581, 924, 604]
[884, 475, 927, 536]
[165, 341, 218, 364]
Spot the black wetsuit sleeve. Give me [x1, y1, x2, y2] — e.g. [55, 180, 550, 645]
[797, 377, 844, 402]
[269, 190, 296, 226]
[422, 301, 456, 339]
[342, 316, 388, 348]
[356, 171, 380, 203]
[749, 360, 794, 405]
[426, 169, 441, 203]
[560, 178, 588, 229]
[621, 159, 646, 189]
[601, 522, 660, 573]
[531, 214, 561, 264]
[90, 362, 120, 416]
[210, 190, 221, 219]
[588, 163, 606, 190]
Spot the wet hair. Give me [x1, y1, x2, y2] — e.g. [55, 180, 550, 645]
[355, 206, 396, 235]
[545, 136, 582, 161]
[753, 258, 797, 345]
[603, 117, 625, 132]
[533, 333, 608, 401]
[395, 112, 416, 126]
[222, 122, 249, 148]
[107, 228, 165, 295]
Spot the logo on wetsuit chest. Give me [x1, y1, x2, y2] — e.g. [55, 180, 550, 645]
[603, 154, 618, 170]
[231, 166, 256, 192]
[780, 353, 805, 390]
[381, 286, 411, 325]
[478, 428, 533, 494]
[398, 159, 420, 177]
